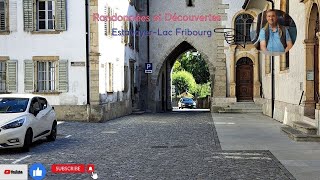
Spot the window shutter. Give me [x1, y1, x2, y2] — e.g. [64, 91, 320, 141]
[104, 5, 108, 36]
[107, 7, 111, 35]
[123, 20, 129, 44]
[24, 60, 34, 92]
[9, 0, 17, 32]
[111, 9, 114, 34]
[124, 66, 128, 92]
[56, 0, 67, 31]
[7, 60, 17, 92]
[0, 0, 6, 31]
[58, 60, 68, 92]
[23, 0, 33, 31]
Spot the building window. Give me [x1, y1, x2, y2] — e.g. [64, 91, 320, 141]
[135, 25, 139, 52]
[37, 61, 56, 92]
[186, 0, 194, 7]
[234, 14, 253, 43]
[129, 22, 134, 49]
[280, 0, 290, 70]
[0, 61, 6, 91]
[0, 0, 7, 31]
[106, 63, 113, 92]
[23, 0, 66, 32]
[37, 0, 55, 30]
[104, 5, 114, 36]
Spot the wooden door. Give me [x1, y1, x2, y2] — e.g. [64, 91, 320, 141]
[236, 58, 253, 101]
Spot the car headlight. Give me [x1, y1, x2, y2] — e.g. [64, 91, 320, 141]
[1, 117, 26, 130]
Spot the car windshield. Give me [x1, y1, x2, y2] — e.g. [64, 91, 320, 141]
[182, 98, 193, 102]
[0, 98, 29, 113]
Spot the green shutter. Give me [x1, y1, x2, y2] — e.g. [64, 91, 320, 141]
[104, 5, 108, 36]
[58, 60, 68, 92]
[7, 60, 17, 92]
[24, 60, 34, 92]
[0, 0, 6, 31]
[56, 0, 66, 31]
[23, 0, 33, 31]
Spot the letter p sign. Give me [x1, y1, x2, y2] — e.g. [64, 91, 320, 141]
[145, 63, 152, 74]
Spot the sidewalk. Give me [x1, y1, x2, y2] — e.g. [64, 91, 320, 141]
[212, 113, 320, 180]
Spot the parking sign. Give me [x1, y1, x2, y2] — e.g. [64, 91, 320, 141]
[145, 63, 152, 73]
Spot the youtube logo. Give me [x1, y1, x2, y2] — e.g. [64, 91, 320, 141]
[0, 165, 27, 180]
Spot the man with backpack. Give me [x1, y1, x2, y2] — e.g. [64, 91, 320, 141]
[259, 9, 293, 53]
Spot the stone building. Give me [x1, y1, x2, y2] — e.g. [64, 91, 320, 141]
[0, 0, 142, 122]
[223, 0, 320, 132]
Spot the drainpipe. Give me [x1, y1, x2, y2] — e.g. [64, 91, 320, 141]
[267, 0, 275, 118]
[146, 0, 150, 111]
[85, 0, 91, 121]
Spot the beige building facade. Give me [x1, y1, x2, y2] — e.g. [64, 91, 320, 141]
[224, 0, 320, 132]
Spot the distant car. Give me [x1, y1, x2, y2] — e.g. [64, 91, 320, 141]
[0, 94, 57, 152]
[178, 98, 196, 109]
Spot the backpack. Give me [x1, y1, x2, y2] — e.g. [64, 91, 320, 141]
[255, 25, 287, 51]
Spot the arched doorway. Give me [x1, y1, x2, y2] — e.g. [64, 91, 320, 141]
[154, 41, 215, 112]
[304, 3, 319, 119]
[236, 57, 253, 102]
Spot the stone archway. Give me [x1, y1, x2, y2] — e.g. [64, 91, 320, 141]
[304, 3, 320, 119]
[151, 41, 215, 112]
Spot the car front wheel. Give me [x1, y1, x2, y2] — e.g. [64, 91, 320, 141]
[21, 128, 33, 152]
[47, 121, 57, 142]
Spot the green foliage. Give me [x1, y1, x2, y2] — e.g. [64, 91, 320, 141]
[172, 61, 184, 73]
[194, 82, 211, 98]
[172, 71, 197, 95]
[173, 51, 210, 84]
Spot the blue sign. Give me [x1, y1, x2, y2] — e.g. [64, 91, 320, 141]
[145, 63, 152, 73]
[29, 163, 46, 180]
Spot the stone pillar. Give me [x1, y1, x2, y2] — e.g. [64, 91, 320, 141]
[230, 46, 236, 98]
[303, 39, 316, 116]
[265, 55, 271, 74]
[253, 49, 261, 97]
[89, 0, 100, 105]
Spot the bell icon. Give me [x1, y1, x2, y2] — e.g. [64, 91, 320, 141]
[89, 167, 93, 171]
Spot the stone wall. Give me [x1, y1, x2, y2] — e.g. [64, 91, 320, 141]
[54, 99, 132, 122]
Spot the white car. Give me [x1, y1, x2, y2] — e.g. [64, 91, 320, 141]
[0, 94, 57, 152]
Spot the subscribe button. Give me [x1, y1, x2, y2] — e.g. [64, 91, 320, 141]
[51, 164, 94, 174]
[0, 164, 28, 180]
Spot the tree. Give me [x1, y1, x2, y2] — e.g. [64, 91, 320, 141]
[175, 51, 210, 84]
[172, 61, 184, 73]
[172, 71, 197, 95]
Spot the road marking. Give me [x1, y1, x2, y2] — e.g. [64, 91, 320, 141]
[65, 135, 72, 138]
[57, 121, 64, 125]
[101, 131, 118, 134]
[214, 122, 235, 124]
[12, 155, 31, 164]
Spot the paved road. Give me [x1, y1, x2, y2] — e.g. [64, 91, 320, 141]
[0, 112, 295, 179]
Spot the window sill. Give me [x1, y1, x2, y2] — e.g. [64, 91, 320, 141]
[0, 31, 10, 35]
[279, 69, 290, 74]
[31, 31, 62, 34]
[33, 91, 62, 95]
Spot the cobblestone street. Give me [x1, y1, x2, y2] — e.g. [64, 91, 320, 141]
[0, 112, 296, 179]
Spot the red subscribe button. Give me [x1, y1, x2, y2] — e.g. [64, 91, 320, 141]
[51, 164, 85, 174]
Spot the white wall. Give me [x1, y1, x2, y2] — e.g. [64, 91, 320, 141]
[263, 0, 306, 105]
[0, 0, 87, 105]
[98, 0, 138, 103]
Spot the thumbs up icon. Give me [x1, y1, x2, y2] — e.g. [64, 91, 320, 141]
[33, 167, 43, 177]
